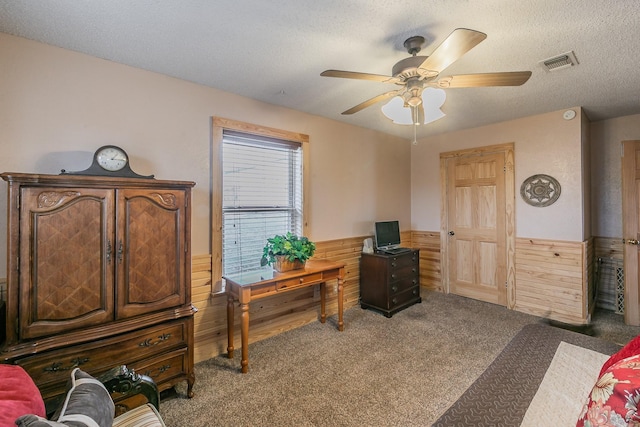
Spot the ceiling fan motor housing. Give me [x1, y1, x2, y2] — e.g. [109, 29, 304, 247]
[392, 56, 437, 80]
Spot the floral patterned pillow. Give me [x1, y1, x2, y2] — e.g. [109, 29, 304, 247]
[599, 334, 640, 377]
[577, 353, 640, 426]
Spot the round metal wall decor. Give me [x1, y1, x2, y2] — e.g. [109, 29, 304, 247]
[520, 174, 561, 207]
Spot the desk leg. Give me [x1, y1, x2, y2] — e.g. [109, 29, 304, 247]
[226, 293, 234, 359]
[337, 270, 344, 332]
[240, 301, 250, 373]
[320, 282, 326, 323]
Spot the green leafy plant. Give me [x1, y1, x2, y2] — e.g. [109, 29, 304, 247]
[260, 232, 316, 266]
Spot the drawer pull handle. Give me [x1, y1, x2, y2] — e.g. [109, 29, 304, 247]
[391, 298, 398, 305]
[391, 262, 397, 267]
[139, 333, 172, 347]
[145, 364, 171, 378]
[413, 289, 419, 295]
[43, 357, 89, 373]
[44, 362, 64, 373]
[391, 274, 396, 279]
[412, 268, 417, 273]
[391, 286, 398, 292]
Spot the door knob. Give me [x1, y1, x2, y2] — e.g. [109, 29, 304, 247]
[448, 231, 455, 236]
[625, 239, 640, 245]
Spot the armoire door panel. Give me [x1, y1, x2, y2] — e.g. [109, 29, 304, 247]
[19, 187, 114, 339]
[116, 189, 187, 319]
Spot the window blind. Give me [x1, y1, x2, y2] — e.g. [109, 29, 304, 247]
[222, 130, 303, 275]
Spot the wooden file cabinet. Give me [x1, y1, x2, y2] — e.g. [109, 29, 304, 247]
[360, 250, 421, 317]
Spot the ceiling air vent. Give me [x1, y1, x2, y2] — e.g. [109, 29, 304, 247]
[540, 51, 579, 72]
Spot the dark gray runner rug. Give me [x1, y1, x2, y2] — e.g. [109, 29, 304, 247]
[432, 323, 622, 427]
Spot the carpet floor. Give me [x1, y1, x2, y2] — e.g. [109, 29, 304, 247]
[160, 290, 640, 426]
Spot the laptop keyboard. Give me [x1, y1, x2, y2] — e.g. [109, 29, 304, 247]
[381, 247, 411, 255]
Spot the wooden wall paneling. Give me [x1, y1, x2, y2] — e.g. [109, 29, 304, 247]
[191, 233, 597, 362]
[514, 238, 587, 324]
[411, 231, 442, 292]
[594, 237, 624, 260]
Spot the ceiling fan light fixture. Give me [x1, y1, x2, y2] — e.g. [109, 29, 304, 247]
[407, 96, 422, 107]
[382, 87, 446, 126]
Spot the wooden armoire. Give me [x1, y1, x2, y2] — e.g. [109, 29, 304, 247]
[0, 172, 196, 413]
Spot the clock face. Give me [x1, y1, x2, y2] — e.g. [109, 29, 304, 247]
[96, 146, 128, 171]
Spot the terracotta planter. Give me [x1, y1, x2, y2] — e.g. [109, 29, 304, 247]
[274, 256, 305, 272]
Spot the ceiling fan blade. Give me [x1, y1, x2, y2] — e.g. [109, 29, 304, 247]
[419, 28, 487, 73]
[436, 71, 532, 88]
[321, 69, 401, 84]
[342, 91, 401, 115]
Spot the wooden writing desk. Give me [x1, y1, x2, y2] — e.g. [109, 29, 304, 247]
[224, 260, 345, 373]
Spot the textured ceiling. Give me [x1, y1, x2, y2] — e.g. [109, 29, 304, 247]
[1, 0, 639, 140]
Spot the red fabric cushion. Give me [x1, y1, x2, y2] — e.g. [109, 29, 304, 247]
[0, 364, 46, 425]
[599, 334, 640, 376]
[577, 353, 640, 426]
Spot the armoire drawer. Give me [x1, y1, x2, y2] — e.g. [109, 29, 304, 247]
[17, 318, 189, 390]
[129, 347, 189, 390]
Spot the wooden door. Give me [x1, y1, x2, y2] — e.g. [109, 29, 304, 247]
[441, 145, 514, 307]
[19, 187, 115, 339]
[622, 140, 640, 326]
[116, 188, 188, 319]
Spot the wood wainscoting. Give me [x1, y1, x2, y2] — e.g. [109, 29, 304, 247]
[190, 233, 611, 362]
[514, 237, 593, 325]
[411, 231, 442, 292]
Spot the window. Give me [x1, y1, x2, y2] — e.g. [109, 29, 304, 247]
[211, 117, 309, 288]
[222, 131, 302, 275]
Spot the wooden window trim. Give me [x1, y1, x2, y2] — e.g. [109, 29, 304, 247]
[210, 117, 310, 294]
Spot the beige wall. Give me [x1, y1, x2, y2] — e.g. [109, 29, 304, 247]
[410, 108, 586, 241]
[0, 33, 412, 277]
[3, 30, 640, 280]
[591, 113, 640, 238]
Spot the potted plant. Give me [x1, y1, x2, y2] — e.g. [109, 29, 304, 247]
[260, 232, 316, 272]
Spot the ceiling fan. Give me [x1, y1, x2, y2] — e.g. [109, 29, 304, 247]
[321, 28, 532, 125]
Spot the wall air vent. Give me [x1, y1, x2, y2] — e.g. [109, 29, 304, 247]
[540, 51, 579, 72]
